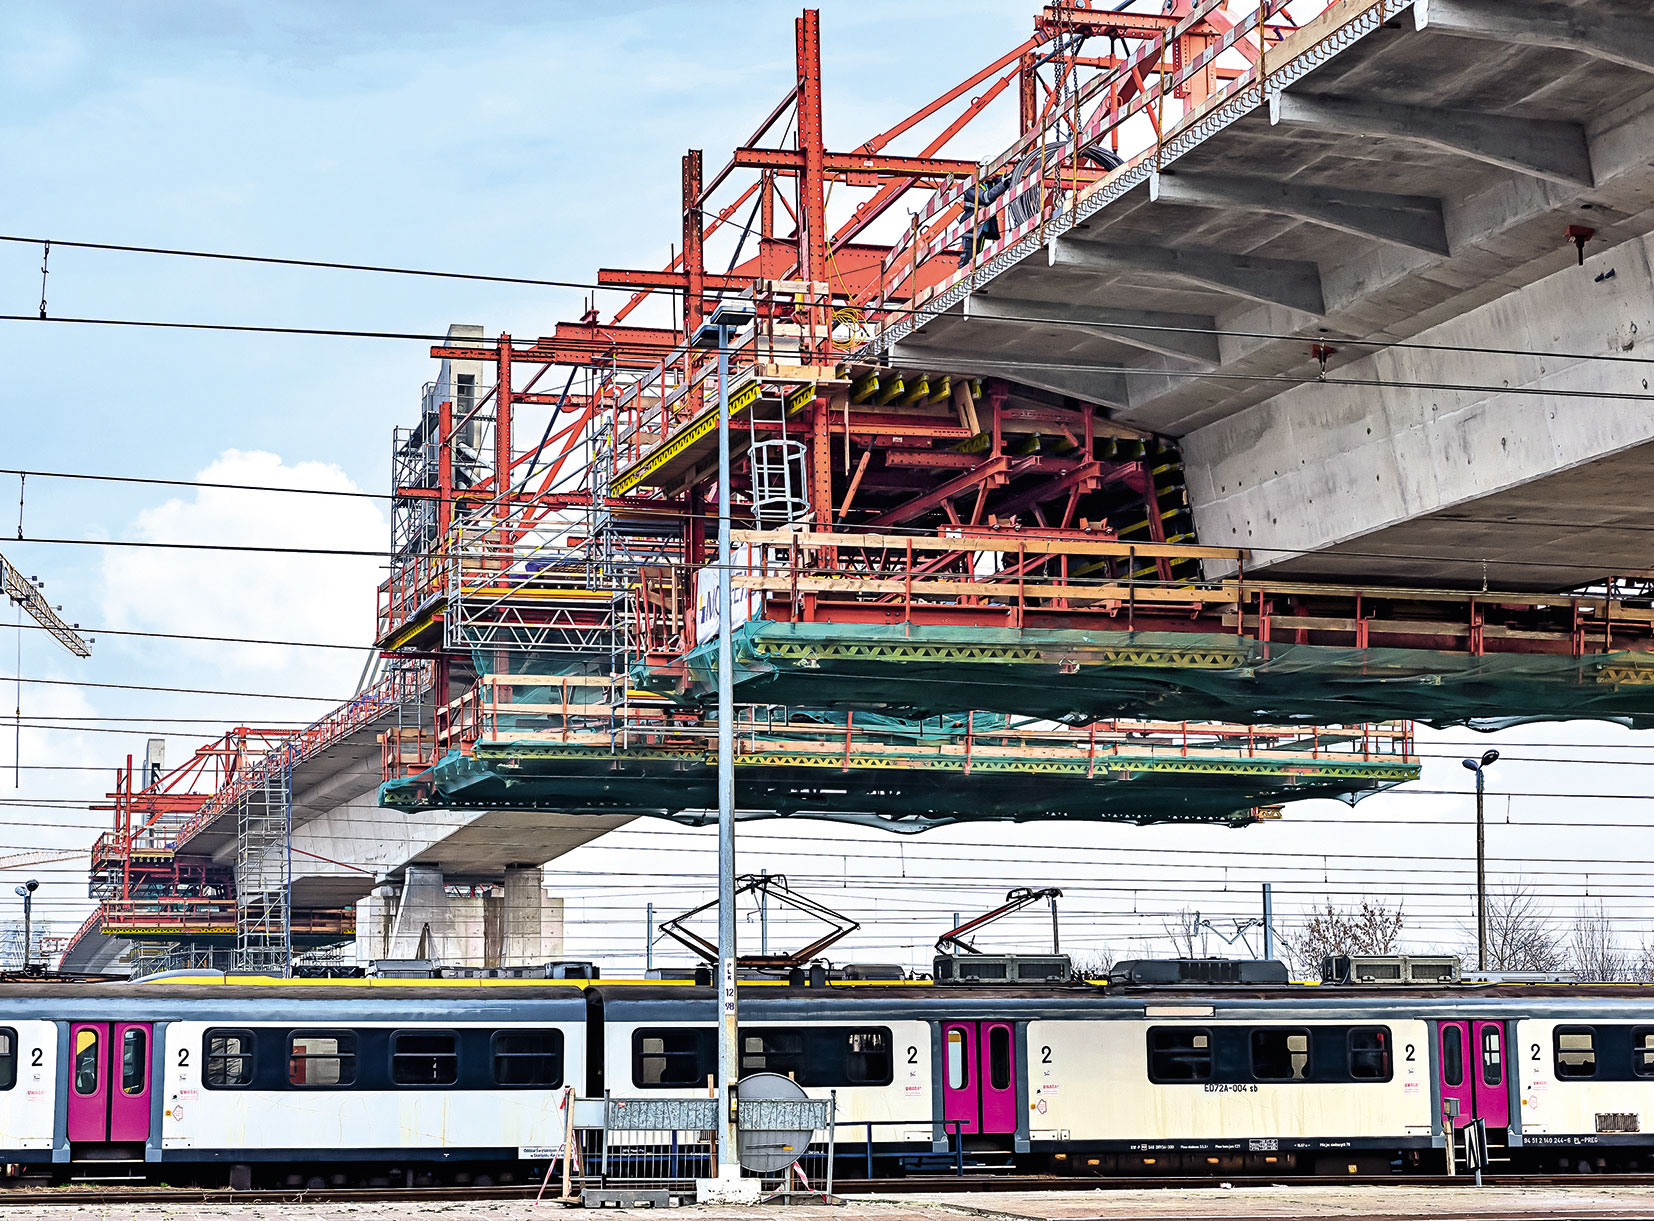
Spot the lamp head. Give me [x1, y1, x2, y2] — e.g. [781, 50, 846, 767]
[1481, 749, 1500, 768]
[24, 880, 37, 893]
[11, 887, 22, 899]
[1461, 758, 1478, 772]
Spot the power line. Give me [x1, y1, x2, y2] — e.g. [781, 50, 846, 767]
[5, 676, 351, 703]
[0, 234, 623, 292]
[9, 310, 1652, 405]
[16, 524, 1654, 579]
[6, 619, 364, 652]
[6, 232, 1654, 369]
[0, 467, 390, 502]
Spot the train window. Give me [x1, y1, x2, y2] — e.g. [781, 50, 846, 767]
[0, 1029, 14, 1091]
[1348, 1028, 1392, 1081]
[74, 1028, 99, 1095]
[1634, 1029, 1654, 1078]
[493, 1030, 564, 1087]
[1251, 1028, 1311, 1081]
[1555, 1027, 1596, 1079]
[1147, 1028, 1212, 1082]
[121, 1029, 146, 1095]
[204, 1031, 254, 1088]
[288, 1032, 356, 1087]
[1481, 1026, 1502, 1086]
[742, 1031, 804, 1078]
[946, 1028, 968, 1090]
[391, 1032, 458, 1086]
[845, 1030, 893, 1086]
[634, 1029, 711, 1088]
[987, 1026, 1012, 1091]
[1441, 1025, 1464, 1087]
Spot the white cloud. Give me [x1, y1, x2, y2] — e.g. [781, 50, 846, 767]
[99, 449, 384, 703]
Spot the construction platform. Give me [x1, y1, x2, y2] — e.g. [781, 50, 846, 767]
[380, 707, 1417, 829]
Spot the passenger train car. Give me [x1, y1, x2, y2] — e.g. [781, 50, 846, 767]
[3, 972, 1654, 1182]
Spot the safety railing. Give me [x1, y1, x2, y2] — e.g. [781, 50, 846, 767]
[425, 666, 1414, 772]
[167, 662, 432, 849]
[862, 0, 1357, 324]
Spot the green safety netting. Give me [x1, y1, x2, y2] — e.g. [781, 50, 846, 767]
[377, 737, 1418, 832]
[652, 622, 1654, 730]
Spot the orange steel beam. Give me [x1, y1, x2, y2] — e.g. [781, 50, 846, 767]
[682, 149, 705, 339]
[734, 147, 979, 180]
[857, 35, 1044, 158]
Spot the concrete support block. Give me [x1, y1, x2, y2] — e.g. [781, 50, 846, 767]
[501, 864, 544, 968]
[385, 865, 451, 960]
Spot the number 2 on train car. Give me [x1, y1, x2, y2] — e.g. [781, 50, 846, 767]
[941, 1021, 1018, 1135]
[65, 1022, 154, 1144]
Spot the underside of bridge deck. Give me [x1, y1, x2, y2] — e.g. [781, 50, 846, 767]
[878, 0, 1654, 590]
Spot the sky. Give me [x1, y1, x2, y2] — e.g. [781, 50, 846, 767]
[2, 1, 1652, 974]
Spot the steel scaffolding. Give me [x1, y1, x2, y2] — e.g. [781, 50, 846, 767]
[234, 751, 293, 973]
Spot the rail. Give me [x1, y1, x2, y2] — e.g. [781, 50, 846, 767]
[427, 672, 1413, 772]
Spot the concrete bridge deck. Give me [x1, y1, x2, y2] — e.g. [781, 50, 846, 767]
[877, 0, 1654, 591]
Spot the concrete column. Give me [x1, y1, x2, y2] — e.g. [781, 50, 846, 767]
[355, 885, 398, 965]
[499, 865, 545, 967]
[385, 864, 451, 961]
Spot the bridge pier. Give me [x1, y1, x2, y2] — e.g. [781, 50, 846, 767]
[357, 863, 565, 969]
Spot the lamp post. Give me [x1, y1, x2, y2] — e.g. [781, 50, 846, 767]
[690, 298, 754, 1185]
[1461, 750, 1500, 971]
[13, 879, 37, 972]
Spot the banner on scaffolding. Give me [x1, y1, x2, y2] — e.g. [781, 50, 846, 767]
[693, 545, 759, 647]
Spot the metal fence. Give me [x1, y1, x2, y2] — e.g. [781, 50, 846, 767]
[599, 1096, 717, 1189]
[542, 1094, 837, 1200]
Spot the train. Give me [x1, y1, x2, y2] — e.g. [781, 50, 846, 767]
[2, 962, 1652, 1185]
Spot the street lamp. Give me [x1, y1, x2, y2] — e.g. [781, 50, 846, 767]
[1461, 750, 1500, 971]
[689, 298, 755, 1189]
[13, 880, 37, 972]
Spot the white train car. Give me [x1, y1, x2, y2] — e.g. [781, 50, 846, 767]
[1513, 1011, 1654, 1162]
[596, 988, 936, 1159]
[0, 981, 589, 1178]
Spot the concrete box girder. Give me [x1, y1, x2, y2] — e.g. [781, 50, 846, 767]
[875, 0, 1654, 588]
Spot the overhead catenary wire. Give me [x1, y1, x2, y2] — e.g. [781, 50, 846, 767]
[5, 231, 1654, 369]
[15, 524, 1654, 579]
[8, 313, 1654, 407]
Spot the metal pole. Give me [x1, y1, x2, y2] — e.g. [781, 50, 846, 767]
[1262, 883, 1274, 961]
[715, 320, 740, 1181]
[20, 890, 30, 972]
[1476, 768, 1487, 972]
[760, 868, 769, 956]
[1049, 893, 1059, 954]
[646, 902, 655, 973]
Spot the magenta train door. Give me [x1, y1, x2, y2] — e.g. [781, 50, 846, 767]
[66, 1022, 153, 1143]
[941, 1021, 1018, 1136]
[1438, 1020, 1509, 1130]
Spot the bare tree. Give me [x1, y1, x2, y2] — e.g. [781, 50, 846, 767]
[1283, 900, 1405, 977]
[1568, 901, 1627, 982]
[1631, 940, 1654, 983]
[1481, 882, 1564, 973]
[1068, 947, 1115, 978]
[1161, 908, 1208, 958]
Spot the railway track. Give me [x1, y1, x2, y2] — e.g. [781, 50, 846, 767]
[4, 1172, 1654, 1206]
